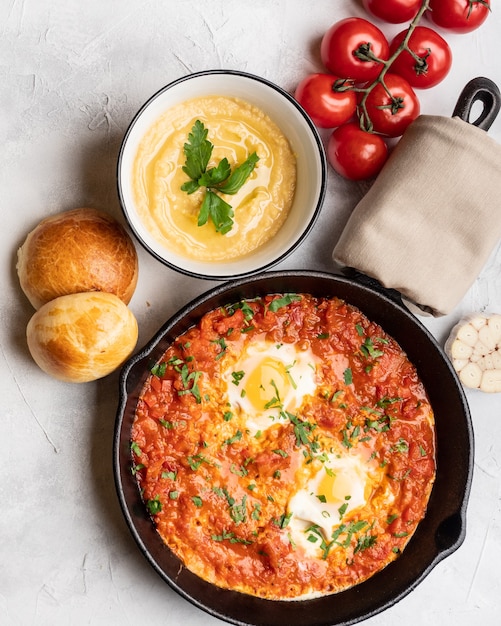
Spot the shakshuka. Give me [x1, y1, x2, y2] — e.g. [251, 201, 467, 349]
[131, 293, 436, 599]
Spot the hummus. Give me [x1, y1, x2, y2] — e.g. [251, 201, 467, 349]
[132, 96, 296, 262]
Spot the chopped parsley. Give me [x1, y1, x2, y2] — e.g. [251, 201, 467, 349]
[211, 337, 227, 360]
[187, 453, 215, 471]
[230, 463, 248, 477]
[223, 430, 243, 446]
[159, 418, 176, 429]
[231, 370, 245, 385]
[251, 503, 262, 521]
[213, 487, 248, 525]
[130, 441, 142, 456]
[167, 354, 203, 403]
[211, 531, 253, 545]
[360, 336, 387, 360]
[226, 300, 255, 321]
[273, 448, 288, 458]
[392, 438, 409, 454]
[273, 512, 293, 529]
[268, 294, 301, 312]
[338, 496, 351, 519]
[354, 531, 377, 554]
[303, 519, 377, 561]
[343, 368, 353, 385]
[150, 361, 167, 377]
[131, 462, 144, 476]
[161, 470, 177, 481]
[146, 495, 162, 515]
[263, 379, 283, 410]
[288, 413, 319, 458]
[177, 365, 202, 403]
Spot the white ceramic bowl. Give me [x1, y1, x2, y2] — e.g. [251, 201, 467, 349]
[117, 70, 327, 280]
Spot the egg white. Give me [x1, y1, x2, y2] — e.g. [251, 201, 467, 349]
[224, 338, 318, 434]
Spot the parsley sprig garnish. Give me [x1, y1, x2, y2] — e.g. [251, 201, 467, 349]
[181, 120, 259, 234]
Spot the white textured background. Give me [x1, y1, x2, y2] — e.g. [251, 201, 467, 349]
[1, 1, 500, 625]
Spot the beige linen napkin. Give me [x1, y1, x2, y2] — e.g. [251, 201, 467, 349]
[333, 114, 501, 316]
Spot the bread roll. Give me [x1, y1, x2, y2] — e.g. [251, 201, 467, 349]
[26, 292, 138, 383]
[17, 207, 138, 309]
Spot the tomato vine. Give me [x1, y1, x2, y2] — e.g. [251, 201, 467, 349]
[295, 0, 492, 180]
[335, 0, 431, 134]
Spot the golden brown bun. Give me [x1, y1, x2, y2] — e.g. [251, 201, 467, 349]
[26, 292, 138, 383]
[17, 207, 138, 309]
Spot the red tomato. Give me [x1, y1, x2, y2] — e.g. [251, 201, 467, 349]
[362, 0, 422, 24]
[427, 0, 490, 33]
[294, 73, 357, 128]
[389, 27, 452, 89]
[320, 18, 390, 82]
[327, 122, 388, 181]
[363, 73, 420, 137]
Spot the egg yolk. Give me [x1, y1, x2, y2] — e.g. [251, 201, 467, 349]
[317, 470, 348, 505]
[316, 462, 371, 513]
[244, 356, 290, 412]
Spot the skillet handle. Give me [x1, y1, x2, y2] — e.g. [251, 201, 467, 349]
[342, 268, 404, 306]
[452, 76, 501, 131]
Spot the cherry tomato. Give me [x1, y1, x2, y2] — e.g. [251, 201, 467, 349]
[362, 0, 422, 24]
[427, 0, 490, 33]
[389, 27, 452, 89]
[294, 73, 357, 128]
[327, 122, 388, 181]
[362, 73, 420, 137]
[320, 18, 390, 83]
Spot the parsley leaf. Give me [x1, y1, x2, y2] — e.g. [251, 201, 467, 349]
[150, 362, 166, 377]
[217, 152, 260, 194]
[268, 294, 301, 312]
[198, 158, 232, 188]
[181, 120, 259, 234]
[354, 532, 377, 554]
[360, 337, 385, 359]
[198, 190, 234, 234]
[223, 430, 243, 446]
[191, 495, 203, 508]
[181, 120, 212, 184]
[273, 512, 292, 529]
[343, 368, 353, 385]
[146, 495, 162, 515]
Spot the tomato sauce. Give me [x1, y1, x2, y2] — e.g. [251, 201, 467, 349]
[131, 294, 436, 599]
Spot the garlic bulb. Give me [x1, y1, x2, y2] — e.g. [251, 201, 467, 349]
[445, 314, 501, 393]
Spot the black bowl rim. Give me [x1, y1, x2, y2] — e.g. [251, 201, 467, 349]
[113, 269, 474, 626]
[116, 69, 327, 281]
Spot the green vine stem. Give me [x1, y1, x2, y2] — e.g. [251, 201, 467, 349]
[335, 0, 431, 133]
[468, 1, 491, 19]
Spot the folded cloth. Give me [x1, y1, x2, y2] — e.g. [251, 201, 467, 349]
[333, 114, 501, 316]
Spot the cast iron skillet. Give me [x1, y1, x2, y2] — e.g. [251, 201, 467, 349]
[114, 270, 473, 626]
